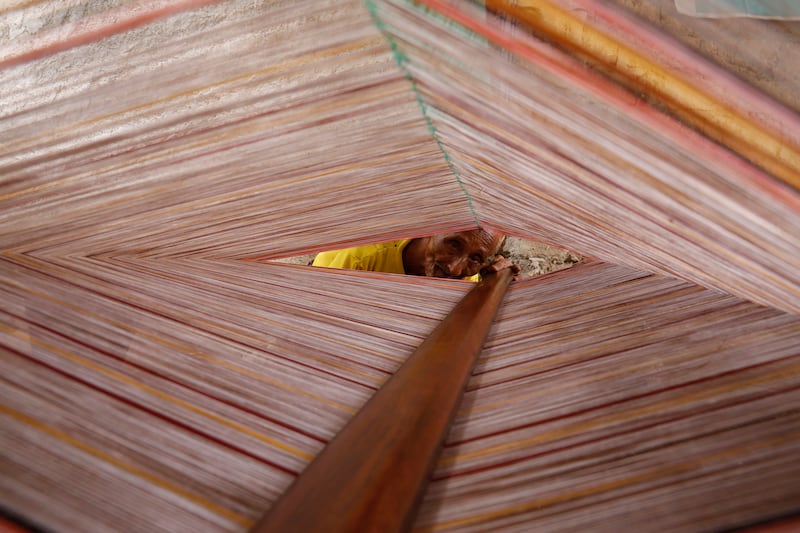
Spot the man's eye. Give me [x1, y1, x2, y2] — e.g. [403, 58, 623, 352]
[471, 255, 484, 263]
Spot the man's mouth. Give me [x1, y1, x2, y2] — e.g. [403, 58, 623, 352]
[433, 264, 449, 278]
[434, 264, 459, 279]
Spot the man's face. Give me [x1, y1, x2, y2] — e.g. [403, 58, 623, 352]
[405, 230, 504, 278]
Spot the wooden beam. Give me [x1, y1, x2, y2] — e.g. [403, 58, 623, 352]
[250, 268, 513, 533]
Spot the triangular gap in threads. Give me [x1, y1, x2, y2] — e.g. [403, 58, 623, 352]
[258, 235, 584, 280]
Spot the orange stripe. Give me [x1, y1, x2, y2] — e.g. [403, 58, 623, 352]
[0, 403, 253, 527]
[0, 0, 49, 16]
[0, 271, 356, 413]
[426, 419, 800, 531]
[441, 360, 800, 465]
[1, 36, 384, 174]
[0, 320, 314, 461]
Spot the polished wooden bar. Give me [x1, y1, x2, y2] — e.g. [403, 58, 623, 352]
[250, 268, 513, 533]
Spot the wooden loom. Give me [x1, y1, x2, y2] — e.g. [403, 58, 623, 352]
[1, 0, 799, 531]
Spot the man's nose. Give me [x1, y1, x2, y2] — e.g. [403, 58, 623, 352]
[447, 257, 467, 277]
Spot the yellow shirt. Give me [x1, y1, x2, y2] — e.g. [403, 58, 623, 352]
[312, 240, 410, 274]
[312, 240, 480, 281]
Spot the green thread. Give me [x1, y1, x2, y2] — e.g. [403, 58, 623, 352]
[405, 0, 488, 45]
[365, 0, 482, 227]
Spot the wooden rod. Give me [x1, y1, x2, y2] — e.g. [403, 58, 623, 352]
[250, 268, 513, 533]
[480, 0, 800, 191]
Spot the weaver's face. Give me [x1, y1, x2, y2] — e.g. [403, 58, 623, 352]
[419, 230, 503, 279]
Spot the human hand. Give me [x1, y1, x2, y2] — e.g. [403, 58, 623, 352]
[481, 255, 520, 279]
